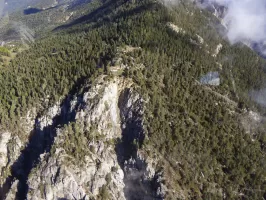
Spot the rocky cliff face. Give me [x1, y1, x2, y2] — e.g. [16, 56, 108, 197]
[1, 76, 165, 200]
[0, 108, 37, 199]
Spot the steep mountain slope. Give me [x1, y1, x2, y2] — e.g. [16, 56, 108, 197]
[0, 0, 265, 199]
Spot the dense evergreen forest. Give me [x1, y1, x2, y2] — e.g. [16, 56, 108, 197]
[0, 0, 265, 199]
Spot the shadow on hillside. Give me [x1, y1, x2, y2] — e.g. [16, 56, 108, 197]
[24, 6, 58, 15]
[24, 8, 43, 15]
[115, 88, 160, 200]
[53, 0, 155, 34]
[54, 0, 123, 31]
[115, 88, 145, 162]
[0, 76, 89, 200]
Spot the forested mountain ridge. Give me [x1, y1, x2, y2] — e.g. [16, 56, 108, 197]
[0, 0, 265, 199]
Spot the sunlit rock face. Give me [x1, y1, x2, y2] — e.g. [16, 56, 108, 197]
[2, 76, 164, 200]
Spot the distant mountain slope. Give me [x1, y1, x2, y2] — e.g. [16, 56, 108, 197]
[6, 0, 58, 12]
[0, 0, 93, 44]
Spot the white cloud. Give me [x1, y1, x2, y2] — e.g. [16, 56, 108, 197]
[163, 0, 266, 52]
[250, 88, 266, 107]
[219, 0, 266, 44]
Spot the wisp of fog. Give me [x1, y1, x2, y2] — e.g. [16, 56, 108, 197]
[164, 0, 266, 52]
[0, 0, 4, 17]
[217, 0, 266, 44]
